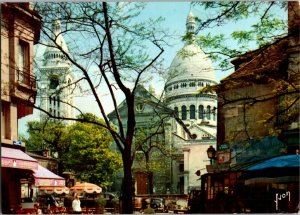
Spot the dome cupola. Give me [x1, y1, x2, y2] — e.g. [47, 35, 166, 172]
[165, 12, 217, 101]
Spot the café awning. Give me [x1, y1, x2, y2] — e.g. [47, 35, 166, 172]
[34, 165, 65, 186]
[1, 147, 38, 170]
[244, 155, 300, 185]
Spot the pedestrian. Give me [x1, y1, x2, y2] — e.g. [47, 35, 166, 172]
[72, 193, 82, 214]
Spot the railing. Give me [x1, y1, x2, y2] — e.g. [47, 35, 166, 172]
[17, 69, 36, 89]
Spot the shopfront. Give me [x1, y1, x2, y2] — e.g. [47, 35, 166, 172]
[1, 147, 39, 213]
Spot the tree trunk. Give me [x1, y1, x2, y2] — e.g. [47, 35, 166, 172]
[148, 172, 153, 194]
[122, 145, 134, 214]
[145, 154, 153, 194]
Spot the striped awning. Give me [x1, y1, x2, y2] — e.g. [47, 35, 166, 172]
[1, 147, 38, 170]
[70, 182, 102, 194]
[34, 165, 65, 186]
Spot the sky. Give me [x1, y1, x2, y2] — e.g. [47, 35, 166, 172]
[18, 2, 287, 137]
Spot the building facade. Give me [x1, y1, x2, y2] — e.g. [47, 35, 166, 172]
[1, 3, 41, 213]
[201, 2, 300, 213]
[164, 12, 217, 194]
[108, 12, 218, 195]
[39, 20, 74, 121]
[108, 85, 172, 195]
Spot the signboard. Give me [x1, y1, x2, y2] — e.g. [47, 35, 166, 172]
[219, 144, 229, 151]
[13, 140, 22, 146]
[35, 178, 65, 186]
[217, 150, 231, 164]
[1, 157, 38, 170]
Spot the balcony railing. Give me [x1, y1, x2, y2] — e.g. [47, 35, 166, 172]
[17, 69, 36, 89]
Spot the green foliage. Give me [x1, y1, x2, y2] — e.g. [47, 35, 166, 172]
[95, 197, 107, 207]
[144, 207, 155, 214]
[22, 114, 122, 189]
[22, 120, 68, 155]
[133, 127, 171, 173]
[62, 114, 122, 188]
[190, 2, 288, 70]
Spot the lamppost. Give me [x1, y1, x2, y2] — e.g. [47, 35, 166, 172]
[207, 145, 216, 165]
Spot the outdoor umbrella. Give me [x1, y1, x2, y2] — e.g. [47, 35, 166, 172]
[70, 182, 102, 195]
[244, 155, 300, 185]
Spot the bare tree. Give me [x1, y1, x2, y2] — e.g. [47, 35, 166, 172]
[29, 2, 170, 213]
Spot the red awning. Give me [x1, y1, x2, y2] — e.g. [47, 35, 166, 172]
[34, 165, 65, 186]
[1, 147, 38, 170]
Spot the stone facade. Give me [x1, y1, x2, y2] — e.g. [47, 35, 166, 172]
[164, 12, 217, 194]
[1, 3, 41, 213]
[108, 12, 218, 195]
[216, 1, 300, 162]
[1, 3, 41, 146]
[39, 20, 75, 122]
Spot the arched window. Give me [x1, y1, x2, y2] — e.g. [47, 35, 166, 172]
[182, 105, 187, 120]
[199, 105, 204, 119]
[174, 107, 179, 117]
[190, 105, 195, 119]
[207, 105, 211, 120]
[213, 107, 217, 121]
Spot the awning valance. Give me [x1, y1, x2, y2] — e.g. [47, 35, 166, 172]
[34, 165, 65, 186]
[39, 186, 69, 195]
[244, 155, 300, 185]
[1, 147, 38, 170]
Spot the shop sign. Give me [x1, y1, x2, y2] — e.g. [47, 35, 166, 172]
[218, 143, 229, 151]
[217, 150, 231, 164]
[35, 178, 65, 186]
[13, 140, 22, 146]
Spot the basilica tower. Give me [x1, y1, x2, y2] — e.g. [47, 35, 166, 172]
[39, 20, 74, 122]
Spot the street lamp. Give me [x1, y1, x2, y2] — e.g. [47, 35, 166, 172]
[207, 145, 216, 164]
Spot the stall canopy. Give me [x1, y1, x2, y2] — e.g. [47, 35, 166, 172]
[1, 147, 38, 170]
[34, 165, 65, 186]
[245, 155, 300, 185]
[70, 182, 102, 194]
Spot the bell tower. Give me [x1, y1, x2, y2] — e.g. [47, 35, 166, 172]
[39, 20, 74, 122]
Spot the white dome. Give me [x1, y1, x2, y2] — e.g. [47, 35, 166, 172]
[167, 43, 216, 84]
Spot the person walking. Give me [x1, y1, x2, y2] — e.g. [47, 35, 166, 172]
[72, 193, 82, 214]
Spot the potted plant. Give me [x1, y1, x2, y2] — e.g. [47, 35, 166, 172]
[95, 197, 106, 214]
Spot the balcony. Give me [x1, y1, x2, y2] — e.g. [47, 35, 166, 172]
[17, 69, 36, 90]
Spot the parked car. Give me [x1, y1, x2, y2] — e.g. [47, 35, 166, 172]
[173, 199, 189, 214]
[150, 198, 166, 212]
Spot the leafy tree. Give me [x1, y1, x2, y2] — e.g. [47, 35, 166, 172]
[21, 120, 68, 175]
[22, 114, 122, 188]
[62, 113, 122, 188]
[194, 2, 299, 159]
[190, 2, 288, 71]
[133, 127, 171, 194]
